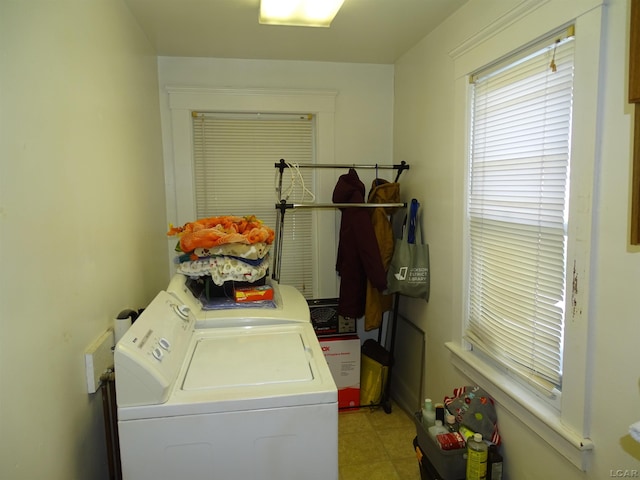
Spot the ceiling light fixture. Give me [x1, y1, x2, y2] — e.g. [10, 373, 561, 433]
[259, 0, 345, 27]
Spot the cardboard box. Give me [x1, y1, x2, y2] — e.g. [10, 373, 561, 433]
[234, 285, 274, 303]
[308, 299, 356, 336]
[319, 336, 360, 409]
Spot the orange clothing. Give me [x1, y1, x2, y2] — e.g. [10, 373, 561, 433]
[365, 179, 401, 331]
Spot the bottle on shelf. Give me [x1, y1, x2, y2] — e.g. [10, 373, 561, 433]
[487, 444, 503, 480]
[435, 403, 445, 424]
[421, 398, 436, 429]
[445, 413, 457, 432]
[458, 425, 476, 442]
[428, 420, 449, 443]
[466, 433, 488, 480]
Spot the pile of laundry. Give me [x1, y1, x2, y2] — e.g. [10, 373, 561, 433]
[167, 215, 274, 287]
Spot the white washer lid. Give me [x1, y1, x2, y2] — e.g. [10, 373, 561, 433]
[182, 331, 313, 390]
[117, 323, 337, 420]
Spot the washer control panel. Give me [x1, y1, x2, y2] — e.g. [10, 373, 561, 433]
[114, 290, 195, 407]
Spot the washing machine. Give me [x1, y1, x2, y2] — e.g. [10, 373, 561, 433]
[115, 284, 338, 480]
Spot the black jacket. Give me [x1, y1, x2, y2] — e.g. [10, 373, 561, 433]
[332, 169, 387, 318]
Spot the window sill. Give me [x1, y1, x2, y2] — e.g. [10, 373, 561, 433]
[445, 341, 593, 471]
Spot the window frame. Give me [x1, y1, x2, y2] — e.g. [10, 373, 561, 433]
[465, 29, 575, 404]
[165, 87, 339, 298]
[446, 0, 604, 470]
[190, 111, 316, 295]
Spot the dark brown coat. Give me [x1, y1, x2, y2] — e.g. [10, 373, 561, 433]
[332, 169, 387, 318]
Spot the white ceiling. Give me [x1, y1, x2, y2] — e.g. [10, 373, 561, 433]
[123, 0, 468, 64]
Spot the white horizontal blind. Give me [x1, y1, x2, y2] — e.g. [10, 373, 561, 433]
[466, 31, 575, 393]
[192, 112, 314, 296]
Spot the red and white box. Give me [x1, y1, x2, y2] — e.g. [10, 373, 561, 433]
[319, 335, 360, 409]
[234, 285, 274, 303]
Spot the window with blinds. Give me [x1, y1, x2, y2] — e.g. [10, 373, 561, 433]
[465, 28, 575, 396]
[192, 112, 315, 297]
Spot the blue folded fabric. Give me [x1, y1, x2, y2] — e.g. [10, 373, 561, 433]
[408, 198, 419, 244]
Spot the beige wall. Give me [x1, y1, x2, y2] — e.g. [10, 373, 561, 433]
[0, 1, 167, 479]
[4, 0, 640, 478]
[393, 0, 640, 478]
[157, 56, 395, 301]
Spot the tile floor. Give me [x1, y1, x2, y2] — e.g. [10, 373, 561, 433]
[338, 402, 421, 480]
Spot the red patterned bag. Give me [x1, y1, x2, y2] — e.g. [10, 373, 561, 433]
[444, 386, 501, 445]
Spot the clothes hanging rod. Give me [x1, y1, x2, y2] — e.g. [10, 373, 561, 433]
[275, 202, 407, 211]
[275, 159, 409, 171]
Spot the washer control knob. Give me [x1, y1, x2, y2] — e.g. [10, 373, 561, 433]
[159, 338, 171, 350]
[173, 304, 190, 320]
[152, 347, 164, 361]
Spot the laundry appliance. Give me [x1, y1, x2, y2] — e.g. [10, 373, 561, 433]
[115, 281, 338, 480]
